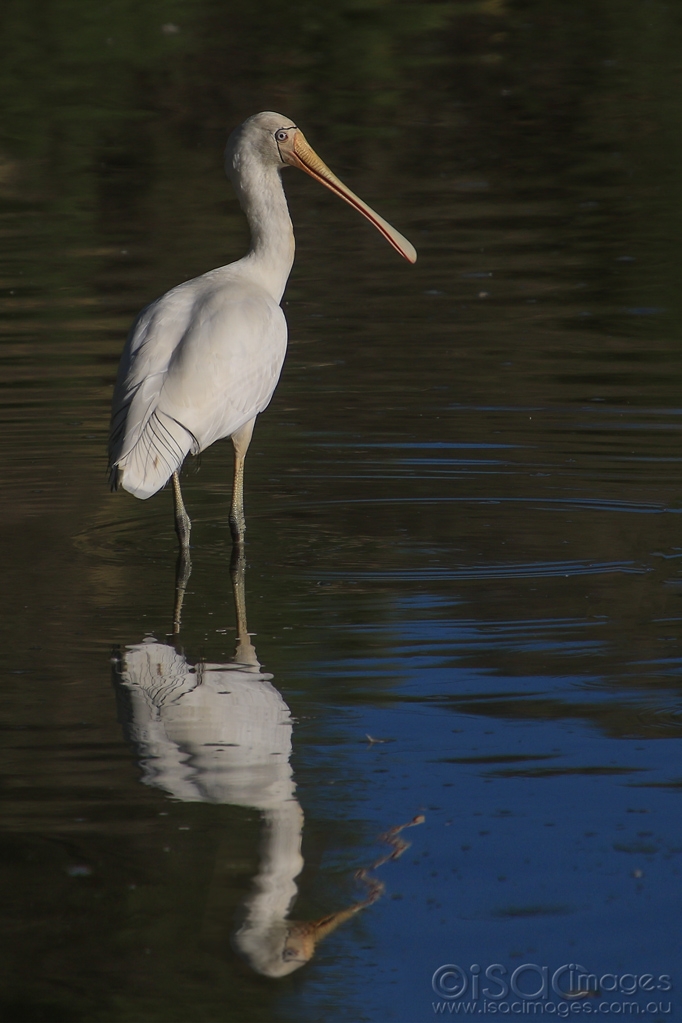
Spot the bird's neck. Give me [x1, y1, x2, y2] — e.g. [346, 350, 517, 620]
[232, 155, 295, 303]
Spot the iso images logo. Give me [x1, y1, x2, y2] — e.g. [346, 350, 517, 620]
[431, 963, 673, 1017]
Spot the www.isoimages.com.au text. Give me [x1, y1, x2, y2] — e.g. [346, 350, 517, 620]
[432, 1000, 672, 1016]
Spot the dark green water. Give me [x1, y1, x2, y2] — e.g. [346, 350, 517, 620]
[1, 1, 682, 1020]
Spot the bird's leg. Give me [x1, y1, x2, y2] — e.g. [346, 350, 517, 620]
[229, 540, 258, 666]
[172, 471, 191, 550]
[230, 454, 246, 545]
[172, 545, 192, 636]
[229, 420, 255, 547]
[171, 471, 192, 635]
[230, 544, 248, 638]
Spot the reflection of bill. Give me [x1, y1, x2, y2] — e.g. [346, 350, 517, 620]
[113, 554, 423, 976]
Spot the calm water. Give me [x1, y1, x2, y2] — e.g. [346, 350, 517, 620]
[1, 2, 682, 1021]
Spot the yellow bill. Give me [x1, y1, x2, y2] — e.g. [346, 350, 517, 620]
[285, 131, 417, 264]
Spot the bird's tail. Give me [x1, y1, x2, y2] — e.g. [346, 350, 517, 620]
[110, 410, 197, 499]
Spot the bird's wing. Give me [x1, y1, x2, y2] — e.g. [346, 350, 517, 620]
[109, 277, 287, 499]
[108, 282, 198, 483]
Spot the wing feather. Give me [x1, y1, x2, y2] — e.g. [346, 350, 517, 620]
[109, 273, 287, 498]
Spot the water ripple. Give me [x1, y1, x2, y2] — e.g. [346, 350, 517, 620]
[313, 559, 648, 581]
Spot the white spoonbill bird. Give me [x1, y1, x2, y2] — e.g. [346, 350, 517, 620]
[108, 111, 416, 548]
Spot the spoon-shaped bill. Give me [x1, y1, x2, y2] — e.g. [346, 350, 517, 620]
[288, 132, 417, 264]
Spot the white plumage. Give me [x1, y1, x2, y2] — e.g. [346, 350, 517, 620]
[109, 276, 286, 499]
[115, 634, 306, 977]
[108, 111, 415, 546]
[116, 637, 294, 808]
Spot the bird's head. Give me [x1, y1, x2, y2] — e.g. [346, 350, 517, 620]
[226, 111, 417, 263]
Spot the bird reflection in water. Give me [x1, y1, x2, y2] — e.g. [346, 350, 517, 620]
[113, 551, 423, 977]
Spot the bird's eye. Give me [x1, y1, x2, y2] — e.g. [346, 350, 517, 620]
[275, 130, 289, 143]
